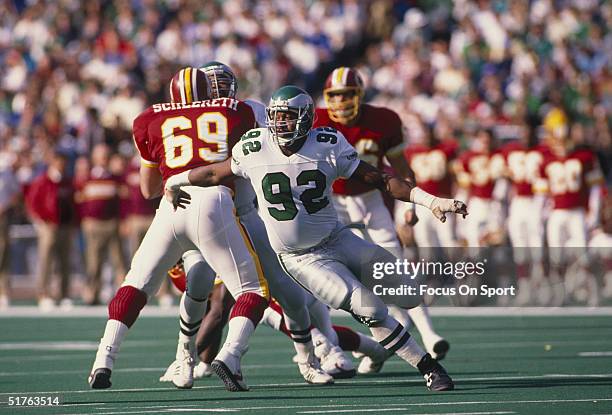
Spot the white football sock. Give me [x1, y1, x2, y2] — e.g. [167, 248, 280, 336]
[356, 332, 387, 361]
[308, 300, 339, 346]
[369, 315, 425, 368]
[388, 305, 413, 331]
[260, 306, 282, 331]
[292, 336, 315, 364]
[407, 304, 438, 340]
[178, 293, 206, 350]
[93, 319, 128, 370]
[221, 316, 254, 358]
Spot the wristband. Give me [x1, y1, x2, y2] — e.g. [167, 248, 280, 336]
[409, 187, 437, 209]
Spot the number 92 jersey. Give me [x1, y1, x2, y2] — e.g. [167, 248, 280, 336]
[133, 98, 255, 181]
[314, 105, 404, 196]
[231, 127, 360, 253]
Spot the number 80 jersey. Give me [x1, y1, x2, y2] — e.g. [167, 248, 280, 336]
[231, 127, 361, 253]
[133, 98, 255, 181]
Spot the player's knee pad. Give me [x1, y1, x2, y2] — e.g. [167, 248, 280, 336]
[185, 267, 215, 302]
[108, 285, 147, 328]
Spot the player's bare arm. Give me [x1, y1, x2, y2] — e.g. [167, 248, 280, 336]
[386, 151, 416, 186]
[140, 164, 163, 199]
[386, 151, 419, 226]
[351, 160, 468, 223]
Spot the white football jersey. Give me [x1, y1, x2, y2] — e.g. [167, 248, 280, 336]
[231, 126, 360, 252]
[234, 99, 267, 214]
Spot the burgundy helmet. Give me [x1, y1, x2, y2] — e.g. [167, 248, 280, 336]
[168, 67, 212, 104]
[323, 67, 365, 123]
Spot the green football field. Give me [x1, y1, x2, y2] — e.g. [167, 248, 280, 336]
[1, 313, 612, 415]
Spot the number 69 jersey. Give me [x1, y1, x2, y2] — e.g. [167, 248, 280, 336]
[231, 127, 361, 253]
[133, 98, 255, 181]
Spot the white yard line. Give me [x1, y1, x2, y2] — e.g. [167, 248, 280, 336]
[1, 373, 612, 396]
[31, 398, 612, 415]
[299, 411, 514, 415]
[579, 351, 612, 357]
[2, 306, 612, 317]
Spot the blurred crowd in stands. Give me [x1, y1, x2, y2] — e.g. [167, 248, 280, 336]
[0, 0, 610, 308]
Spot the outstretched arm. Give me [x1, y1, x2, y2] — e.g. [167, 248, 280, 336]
[165, 159, 235, 189]
[164, 159, 236, 208]
[351, 160, 468, 223]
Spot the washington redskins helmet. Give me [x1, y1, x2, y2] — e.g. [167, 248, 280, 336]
[169, 67, 212, 104]
[201, 61, 237, 99]
[323, 67, 365, 124]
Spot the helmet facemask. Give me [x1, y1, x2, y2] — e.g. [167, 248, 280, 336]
[324, 87, 363, 124]
[202, 64, 237, 99]
[267, 105, 313, 148]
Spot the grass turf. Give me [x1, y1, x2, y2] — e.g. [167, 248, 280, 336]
[0, 315, 611, 415]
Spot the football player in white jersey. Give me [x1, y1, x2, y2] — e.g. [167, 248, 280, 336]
[166, 86, 468, 391]
[162, 62, 334, 390]
[317, 68, 450, 366]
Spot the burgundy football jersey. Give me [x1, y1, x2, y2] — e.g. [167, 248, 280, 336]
[540, 148, 603, 209]
[404, 139, 459, 198]
[133, 98, 255, 181]
[500, 141, 551, 197]
[456, 150, 505, 200]
[314, 104, 404, 196]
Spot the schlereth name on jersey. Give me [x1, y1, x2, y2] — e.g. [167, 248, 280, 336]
[152, 98, 239, 113]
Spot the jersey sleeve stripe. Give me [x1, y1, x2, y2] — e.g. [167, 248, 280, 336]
[140, 159, 159, 168]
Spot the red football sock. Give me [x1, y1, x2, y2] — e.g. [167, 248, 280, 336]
[230, 292, 269, 326]
[335, 325, 361, 351]
[108, 286, 147, 328]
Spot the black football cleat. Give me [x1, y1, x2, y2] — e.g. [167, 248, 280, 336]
[89, 368, 112, 389]
[424, 364, 454, 391]
[211, 360, 249, 392]
[418, 353, 454, 391]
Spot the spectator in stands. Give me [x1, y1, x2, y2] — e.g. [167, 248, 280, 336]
[0, 150, 21, 309]
[76, 143, 127, 305]
[25, 151, 75, 310]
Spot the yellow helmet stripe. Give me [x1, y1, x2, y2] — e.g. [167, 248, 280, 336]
[334, 67, 344, 87]
[184, 67, 193, 103]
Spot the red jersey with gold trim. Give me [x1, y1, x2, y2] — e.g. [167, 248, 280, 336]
[500, 141, 550, 197]
[133, 98, 255, 181]
[404, 140, 458, 198]
[314, 104, 404, 196]
[538, 147, 604, 210]
[455, 150, 505, 199]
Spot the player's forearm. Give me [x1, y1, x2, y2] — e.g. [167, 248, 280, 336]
[384, 175, 415, 202]
[386, 152, 416, 185]
[188, 167, 224, 187]
[140, 178, 163, 199]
